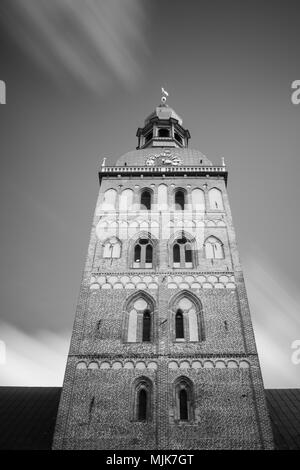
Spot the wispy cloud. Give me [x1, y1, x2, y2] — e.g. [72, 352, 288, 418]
[0, 321, 70, 386]
[1, 0, 150, 94]
[244, 255, 300, 388]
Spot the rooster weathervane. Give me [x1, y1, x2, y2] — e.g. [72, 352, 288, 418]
[161, 87, 169, 104]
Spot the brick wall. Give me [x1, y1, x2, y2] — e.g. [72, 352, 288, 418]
[53, 172, 274, 450]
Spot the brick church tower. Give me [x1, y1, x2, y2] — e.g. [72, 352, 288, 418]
[53, 92, 274, 450]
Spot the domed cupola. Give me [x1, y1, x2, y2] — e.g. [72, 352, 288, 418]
[136, 88, 191, 149]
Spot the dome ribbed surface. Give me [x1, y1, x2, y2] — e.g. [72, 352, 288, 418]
[114, 147, 213, 167]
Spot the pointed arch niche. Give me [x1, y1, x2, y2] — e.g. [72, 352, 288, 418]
[169, 291, 205, 343]
[173, 376, 194, 422]
[131, 376, 153, 422]
[123, 291, 156, 343]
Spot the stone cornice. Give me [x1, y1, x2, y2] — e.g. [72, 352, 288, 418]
[99, 165, 228, 185]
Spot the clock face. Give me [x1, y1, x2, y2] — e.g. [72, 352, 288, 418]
[145, 150, 182, 166]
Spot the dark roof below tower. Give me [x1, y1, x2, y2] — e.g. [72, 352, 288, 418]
[0, 387, 299, 450]
[265, 389, 300, 450]
[0, 386, 61, 450]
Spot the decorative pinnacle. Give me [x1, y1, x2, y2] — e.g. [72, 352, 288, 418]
[101, 157, 106, 167]
[161, 87, 169, 105]
[221, 157, 226, 167]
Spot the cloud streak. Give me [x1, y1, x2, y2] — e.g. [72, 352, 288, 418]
[0, 0, 149, 95]
[244, 255, 300, 388]
[0, 321, 70, 386]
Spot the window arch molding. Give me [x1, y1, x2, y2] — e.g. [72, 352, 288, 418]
[172, 376, 194, 422]
[168, 290, 205, 343]
[129, 231, 158, 269]
[122, 290, 156, 343]
[131, 376, 153, 422]
[204, 235, 224, 259]
[168, 230, 197, 268]
[139, 187, 154, 211]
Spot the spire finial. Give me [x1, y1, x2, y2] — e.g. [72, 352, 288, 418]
[161, 87, 169, 105]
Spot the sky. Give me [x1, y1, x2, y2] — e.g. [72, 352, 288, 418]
[0, 0, 299, 388]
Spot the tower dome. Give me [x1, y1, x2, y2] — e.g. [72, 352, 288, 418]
[136, 89, 190, 149]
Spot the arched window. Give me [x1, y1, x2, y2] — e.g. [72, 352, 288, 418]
[175, 190, 185, 210]
[134, 244, 141, 262]
[170, 292, 204, 343]
[158, 128, 170, 137]
[103, 237, 121, 259]
[174, 378, 194, 422]
[172, 235, 194, 268]
[138, 389, 148, 421]
[175, 310, 184, 339]
[141, 190, 152, 210]
[133, 377, 152, 422]
[173, 243, 180, 263]
[204, 236, 224, 259]
[125, 295, 154, 343]
[133, 238, 153, 268]
[179, 389, 188, 420]
[185, 243, 192, 263]
[209, 188, 224, 210]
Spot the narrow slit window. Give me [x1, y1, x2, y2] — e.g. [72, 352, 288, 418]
[134, 244, 141, 262]
[175, 310, 184, 339]
[173, 244, 180, 263]
[142, 310, 151, 342]
[137, 389, 147, 421]
[146, 244, 153, 263]
[179, 389, 188, 420]
[185, 244, 192, 263]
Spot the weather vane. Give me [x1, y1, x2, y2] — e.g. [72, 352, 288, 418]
[161, 87, 169, 104]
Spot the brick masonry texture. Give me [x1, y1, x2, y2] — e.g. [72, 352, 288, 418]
[53, 169, 274, 450]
